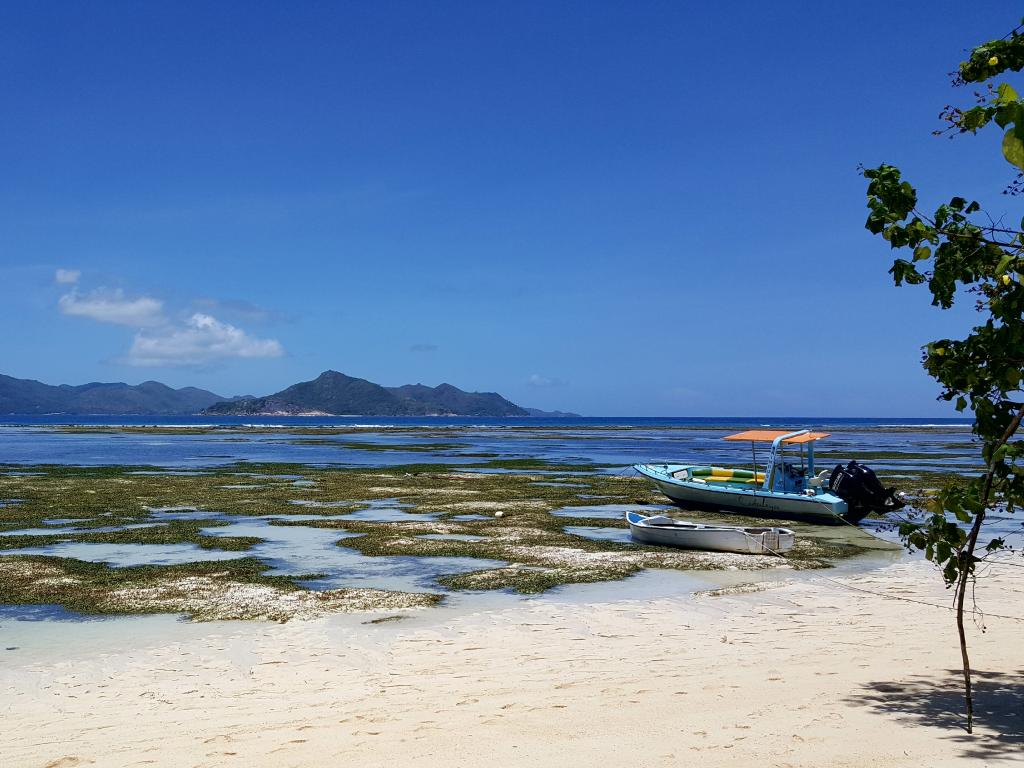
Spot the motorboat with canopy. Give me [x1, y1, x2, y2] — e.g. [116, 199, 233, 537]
[633, 429, 904, 525]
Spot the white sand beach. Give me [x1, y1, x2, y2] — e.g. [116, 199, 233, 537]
[3, 559, 1022, 768]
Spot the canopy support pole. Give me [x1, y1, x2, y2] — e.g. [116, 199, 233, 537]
[751, 442, 757, 496]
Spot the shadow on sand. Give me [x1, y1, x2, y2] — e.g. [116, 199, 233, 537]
[846, 669, 1024, 760]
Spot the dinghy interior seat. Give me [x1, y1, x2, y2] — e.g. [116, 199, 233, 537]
[642, 515, 676, 526]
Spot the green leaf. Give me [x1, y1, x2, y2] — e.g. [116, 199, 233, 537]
[944, 493, 963, 517]
[1002, 129, 1024, 170]
[998, 82, 1020, 103]
[963, 106, 993, 131]
[889, 259, 922, 286]
[913, 245, 931, 261]
[955, 396, 968, 411]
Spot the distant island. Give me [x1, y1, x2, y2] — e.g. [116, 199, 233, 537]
[0, 373, 228, 415]
[0, 370, 578, 417]
[203, 370, 570, 417]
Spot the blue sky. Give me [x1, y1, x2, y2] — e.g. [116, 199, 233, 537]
[0, 1, 1015, 415]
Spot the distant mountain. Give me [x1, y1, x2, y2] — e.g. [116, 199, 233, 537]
[386, 382, 529, 417]
[0, 373, 227, 415]
[523, 407, 582, 417]
[204, 370, 530, 417]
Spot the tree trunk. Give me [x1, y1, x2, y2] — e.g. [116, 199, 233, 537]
[955, 404, 1024, 734]
[955, 508, 985, 734]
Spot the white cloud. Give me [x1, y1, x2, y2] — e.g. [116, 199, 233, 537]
[58, 288, 165, 327]
[528, 374, 566, 388]
[125, 313, 284, 367]
[57, 279, 286, 368]
[55, 268, 81, 284]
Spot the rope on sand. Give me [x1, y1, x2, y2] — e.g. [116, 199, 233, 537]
[808, 573, 1024, 623]
[758, 526, 1024, 623]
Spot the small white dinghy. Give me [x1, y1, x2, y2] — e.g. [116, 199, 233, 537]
[625, 511, 794, 554]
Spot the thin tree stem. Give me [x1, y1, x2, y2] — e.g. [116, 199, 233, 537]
[956, 404, 1024, 734]
[911, 208, 1024, 250]
[955, 510, 984, 733]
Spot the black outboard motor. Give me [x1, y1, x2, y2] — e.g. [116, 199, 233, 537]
[828, 460, 905, 522]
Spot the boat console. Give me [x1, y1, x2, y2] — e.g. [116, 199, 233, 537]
[773, 461, 807, 494]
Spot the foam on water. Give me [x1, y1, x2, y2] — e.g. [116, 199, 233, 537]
[416, 534, 484, 543]
[289, 500, 354, 508]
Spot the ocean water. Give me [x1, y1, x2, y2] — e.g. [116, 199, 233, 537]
[0, 416, 979, 474]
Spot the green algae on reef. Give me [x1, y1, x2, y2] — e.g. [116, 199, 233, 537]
[0, 459, 884, 619]
[0, 555, 441, 621]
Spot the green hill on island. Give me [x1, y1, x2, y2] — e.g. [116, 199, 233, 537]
[0, 373, 227, 415]
[203, 370, 531, 417]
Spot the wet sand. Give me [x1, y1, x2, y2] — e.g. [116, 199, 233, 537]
[2, 558, 1021, 767]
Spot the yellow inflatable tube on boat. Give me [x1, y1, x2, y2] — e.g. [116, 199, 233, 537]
[687, 466, 766, 483]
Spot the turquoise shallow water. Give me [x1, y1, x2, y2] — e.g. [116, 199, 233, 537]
[0, 505, 503, 593]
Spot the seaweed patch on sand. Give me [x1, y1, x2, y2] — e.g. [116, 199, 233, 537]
[0, 556, 439, 621]
[0, 457, 884, 616]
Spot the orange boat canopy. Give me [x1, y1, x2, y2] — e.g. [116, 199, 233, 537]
[723, 430, 831, 444]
